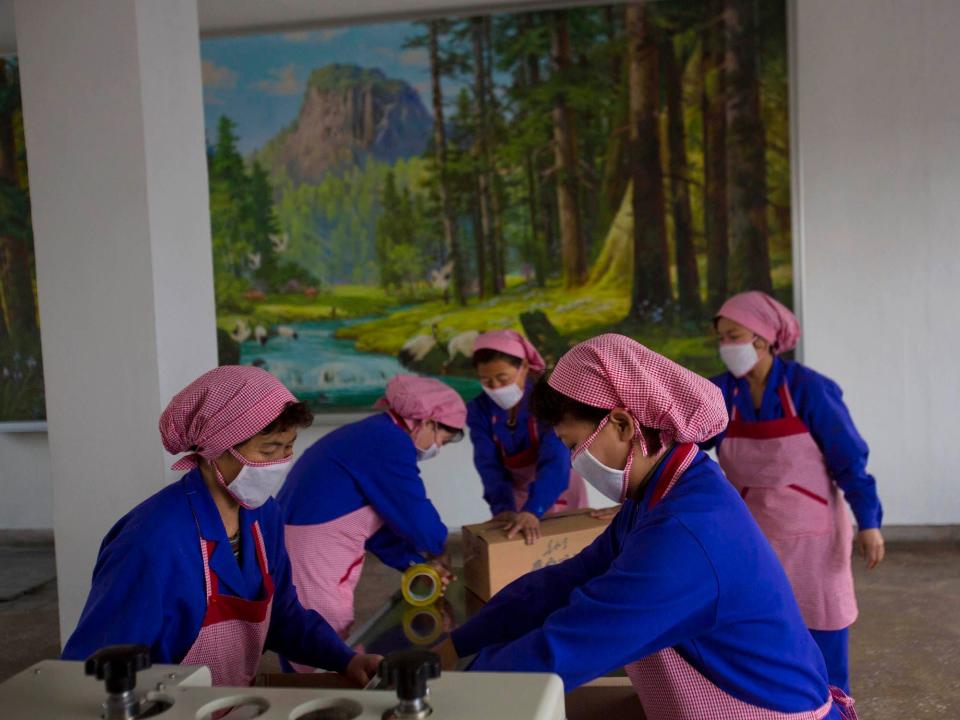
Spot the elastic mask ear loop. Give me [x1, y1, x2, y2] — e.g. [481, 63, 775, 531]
[572, 416, 610, 460]
[227, 447, 290, 468]
[619, 414, 659, 503]
[210, 457, 229, 490]
[632, 415, 650, 457]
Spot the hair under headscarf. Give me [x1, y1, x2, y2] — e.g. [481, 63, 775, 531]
[548, 334, 728, 448]
[159, 366, 296, 471]
[472, 330, 546, 373]
[715, 291, 800, 354]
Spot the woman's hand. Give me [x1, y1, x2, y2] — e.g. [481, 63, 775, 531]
[427, 557, 455, 590]
[856, 528, 885, 570]
[344, 653, 383, 687]
[505, 511, 541, 545]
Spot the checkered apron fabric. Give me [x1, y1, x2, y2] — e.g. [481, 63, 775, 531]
[626, 647, 835, 720]
[717, 382, 857, 631]
[283, 505, 385, 671]
[548, 334, 728, 450]
[624, 443, 858, 719]
[181, 522, 274, 687]
[160, 366, 297, 471]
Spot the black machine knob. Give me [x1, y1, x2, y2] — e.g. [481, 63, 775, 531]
[379, 649, 441, 702]
[85, 645, 151, 696]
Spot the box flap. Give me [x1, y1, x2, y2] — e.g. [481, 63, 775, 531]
[465, 510, 607, 546]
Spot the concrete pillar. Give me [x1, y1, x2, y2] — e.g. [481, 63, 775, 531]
[14, 0, 217, 643]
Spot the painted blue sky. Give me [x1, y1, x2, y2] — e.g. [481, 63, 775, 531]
[201, 22, 466, 156]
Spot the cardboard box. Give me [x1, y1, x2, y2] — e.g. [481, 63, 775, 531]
[565, 677, 645, 720]
[462, 509, 611, 601]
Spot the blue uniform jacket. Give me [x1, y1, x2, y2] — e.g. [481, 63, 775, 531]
[451, 448, 841, 717]
[278, 413, 447, 570]
[63, 469, 354, 672]
[466, 381, 572, 517]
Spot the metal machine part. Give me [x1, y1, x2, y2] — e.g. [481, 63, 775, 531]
[84, 644, 175, 720]
[378, 650, 442, 720]
[0, 653, 565, 720]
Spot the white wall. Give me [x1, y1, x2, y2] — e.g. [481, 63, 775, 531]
[297, 423, 608, 530]
[0, 432, 52, 529]
[794, 0, 960, 525]
[2, 0, 959, 537]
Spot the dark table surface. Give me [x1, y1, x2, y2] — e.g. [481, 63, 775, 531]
[348, 568, 480, 659]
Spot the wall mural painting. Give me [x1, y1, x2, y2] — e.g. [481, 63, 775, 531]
[0, 58, 44, 425]
[201, 0, 791, 412]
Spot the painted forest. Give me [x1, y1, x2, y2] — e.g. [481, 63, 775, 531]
[206, 0, 790, 408]
[0, 59, 43, 422]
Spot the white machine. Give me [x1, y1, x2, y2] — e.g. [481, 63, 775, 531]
[0, 646, 566, 720]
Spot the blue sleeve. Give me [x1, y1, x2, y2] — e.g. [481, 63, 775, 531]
[467, 402, 517, 516]
[262, 505, 355, 672]
[798, 374, 883, 529]
[452, 515, 619, 656]
[62, 535, 168, 661]
[464, 517, 719, 690]
[365, 525, 423, 571]
[363, 451, 448, 558]
[523, 427, 573, 517]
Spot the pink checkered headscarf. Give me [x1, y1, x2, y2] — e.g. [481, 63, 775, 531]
[374, 374, 467, 429]
[473, 330, 546, 373]
[715, 291, 800, 353]
[160, 366, 297, 470]
[549, 334, 727, 447]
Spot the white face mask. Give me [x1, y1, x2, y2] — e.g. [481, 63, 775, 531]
[719, 341, 759, 378]
[416, 444, 440, 462]
[570, 417, 631, 504]
[572, 448, 628, 504]
[483, 382, 525, 410]
[414, 423, 441, 462]
[216, 449, 292, 509]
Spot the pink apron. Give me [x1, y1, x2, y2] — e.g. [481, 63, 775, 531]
[717, 382, 857, 631]
[284, 505, 384, 671]
[625, 443, 858, 720]
[494, 415, 589, 515]
[181, 521, 273, 687]
[284, 408, 406, 666]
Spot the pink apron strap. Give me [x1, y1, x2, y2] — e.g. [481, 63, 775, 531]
[730, 386, 741, 421]
[250, 521, 269, 575]
[198, 538, 217, 598]
[494, 415, 541, 469]
[730, 381, 797, 422]
[386, 409, 411, 431]
[830, 686, 859, 720]
[647, 444, 698, 510]
[777, 382, 798, 418]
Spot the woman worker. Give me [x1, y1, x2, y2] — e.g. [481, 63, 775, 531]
[276, 375, 465, 667]
[435, 334, 857, 720]
[706, 290, 884, 694]
[62, 366, 381, 687]
[467, 330, 588, 544]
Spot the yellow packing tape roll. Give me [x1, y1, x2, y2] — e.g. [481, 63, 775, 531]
[402, 604, 444, 646]
[401, 563, 443, 607]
